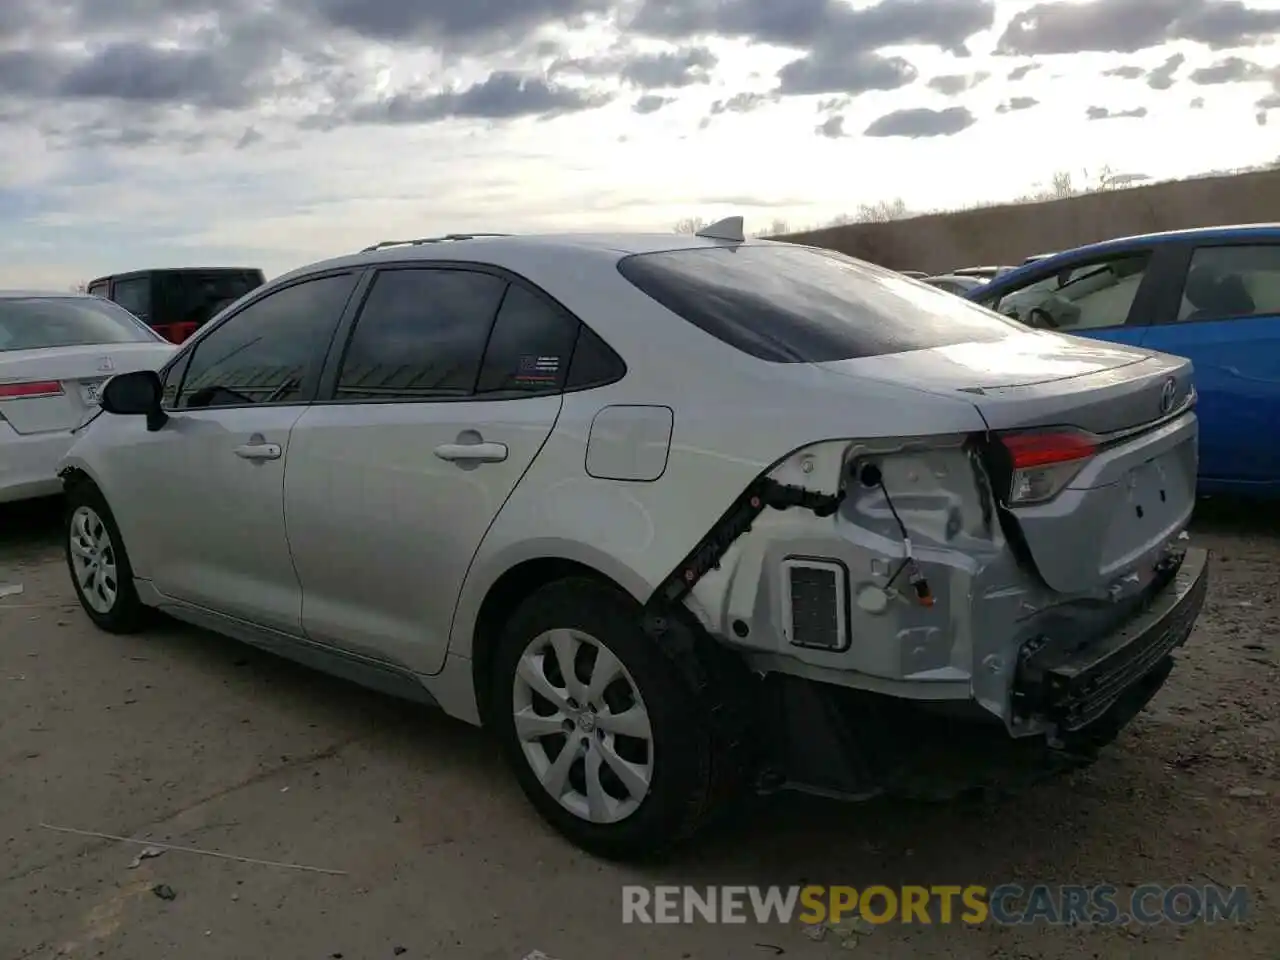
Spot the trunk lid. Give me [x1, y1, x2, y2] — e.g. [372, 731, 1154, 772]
[0, 342, 175, 434]
[817, 330, 1198, 595]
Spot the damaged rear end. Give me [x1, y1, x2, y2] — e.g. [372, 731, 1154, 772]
[621, 243, 1209, 800]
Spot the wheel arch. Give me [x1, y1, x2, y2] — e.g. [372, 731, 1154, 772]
[462, 549, 651, 728]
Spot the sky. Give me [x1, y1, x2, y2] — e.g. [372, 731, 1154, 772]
[2, 0, 1280, 288]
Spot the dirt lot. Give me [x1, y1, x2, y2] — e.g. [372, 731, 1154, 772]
[1, 496, 1276, 960]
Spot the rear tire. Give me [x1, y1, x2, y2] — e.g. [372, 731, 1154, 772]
[64, 481, 149, 634]
[490, 577, 726, 861]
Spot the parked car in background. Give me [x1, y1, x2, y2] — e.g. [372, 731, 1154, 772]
[922, 274, 987, 295]
[86, 268, 266, 344]
[0, 291, 175, 503]
[951, 265, 1017, 280]
[57, 220, 1208, 858]
[968, 223, 1280, 497]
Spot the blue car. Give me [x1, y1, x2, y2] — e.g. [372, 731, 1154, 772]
[967, 225, 1280, 497]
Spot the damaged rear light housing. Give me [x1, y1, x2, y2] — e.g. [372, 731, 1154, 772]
[1000, 428, 1098, 505]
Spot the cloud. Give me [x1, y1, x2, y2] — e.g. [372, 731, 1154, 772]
[306, 72, 612, 127]
[997, 0, 1280, 56]
[632, 94, 673, 114]
[927, 72, 989, 96]
[1104, 65, 1146, 80]
[1146, 53, 1185, 89]
[996, 96, 1039, 113]
[816, 115, 846, 138]
[550, 46, 718, 89]
[710, 91, 777, 115]
[864, 106, 976, 137]
[288, 0, 612, 51]
[1190, 96, 1206, 107]
[1086, 104, 1150, 119]
[630, 0, 994, 97]
[777, 52, 917, 96]
[1189, 56, 1265, 84]
[1007, 63, 1040, 81]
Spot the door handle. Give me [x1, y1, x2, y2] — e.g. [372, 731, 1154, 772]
[434, 441, 508, 464]
[234, 442, 282, 461]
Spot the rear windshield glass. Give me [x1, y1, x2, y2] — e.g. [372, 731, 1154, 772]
[616, 244, 1022, 362]
[0, 297, 160, 351]
[154, 270, 264, 327]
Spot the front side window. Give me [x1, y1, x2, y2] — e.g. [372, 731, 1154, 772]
[175, 273, 357, 409]
[617, 244, 1023, 363]
[1177, 244, 1280, 322]
[988, 253, 1151, 331]
[111, 277, 152, 320]
[0, 297, 161, 352]
[336, 268, 507, 400]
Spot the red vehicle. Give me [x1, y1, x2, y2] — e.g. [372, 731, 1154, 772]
[85, 268, 266, 344]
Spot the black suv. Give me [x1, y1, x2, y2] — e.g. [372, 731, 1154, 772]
[86, 268, 266, 344]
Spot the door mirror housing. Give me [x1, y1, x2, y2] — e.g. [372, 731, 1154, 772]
[101, 369, 169, 431]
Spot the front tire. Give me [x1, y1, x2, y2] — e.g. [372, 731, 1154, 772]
[64, 482, 148, 633]
[491, 577, 723, 860]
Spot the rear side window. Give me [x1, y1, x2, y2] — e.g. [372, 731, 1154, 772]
[0, 297, 159, 351]
[616, 244, 1021, 363]
[1177, 244, 1280, 322]
[337, 268, 507, 399]
[111, 277, 151, 320]
[87, 281, 109, 297]
[475, 284, 580, 395]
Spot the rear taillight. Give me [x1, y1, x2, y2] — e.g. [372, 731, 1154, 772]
[1000, 429, 1098, 505]
[0, 380, 64, 400]
[171, 322, 199, 343]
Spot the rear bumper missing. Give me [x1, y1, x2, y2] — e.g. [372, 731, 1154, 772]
[753, 548, 1209, 800]
[1013, 546, 1209, 735]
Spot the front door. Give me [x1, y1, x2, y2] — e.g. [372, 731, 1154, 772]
[1138, 241, 1280, 489]
[285, 266, 583, 675]
[118, 271, 361, 634]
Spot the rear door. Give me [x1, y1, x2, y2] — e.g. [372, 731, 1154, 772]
[1137, 240, 1280, 489]
[975, 245, 1167, 347]
[285, 265, 580, 675]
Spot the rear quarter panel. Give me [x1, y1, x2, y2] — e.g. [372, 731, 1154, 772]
[447, 261, 990, 660]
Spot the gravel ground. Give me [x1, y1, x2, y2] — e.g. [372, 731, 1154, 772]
[1, 496, 1276, 960]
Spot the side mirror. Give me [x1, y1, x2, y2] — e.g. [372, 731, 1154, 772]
[101, 369, 169, 432]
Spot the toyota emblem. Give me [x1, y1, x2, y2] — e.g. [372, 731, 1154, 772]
[1159, 377, 1177, 415]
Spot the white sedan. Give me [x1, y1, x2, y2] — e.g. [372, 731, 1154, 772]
[0, 291, 175, 504]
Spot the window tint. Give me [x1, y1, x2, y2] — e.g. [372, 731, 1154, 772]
[0, 297, 160, 351]
[475, 284, 580, 394]
[111, 277, 151, 320]
[989, 253, 1150, 331]
[567, 326, 626, 389]
[336, 268, 507, 400]
[176, 273, 356, 409]
[1177, 244, 1280, 322]
[616, 244, 1022, 363]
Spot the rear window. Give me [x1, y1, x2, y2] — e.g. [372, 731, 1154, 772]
[0, 297, 160, 351]
[154, 270, 265, 328]
[616, 244, 1022, 362]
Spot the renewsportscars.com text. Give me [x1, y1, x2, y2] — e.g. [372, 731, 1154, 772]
[621, 883, 1249, 926]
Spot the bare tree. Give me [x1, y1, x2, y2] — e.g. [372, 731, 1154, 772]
[673, 216, 706, 234]
[854, 198, 909, 223]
